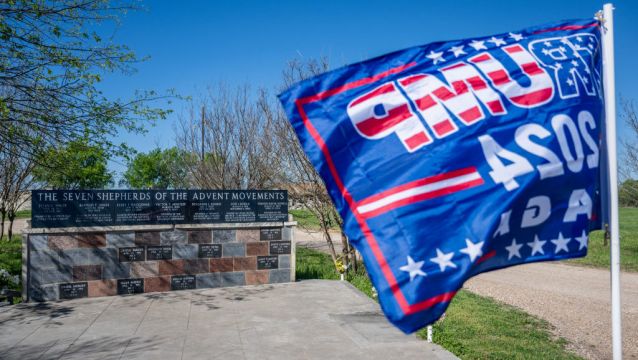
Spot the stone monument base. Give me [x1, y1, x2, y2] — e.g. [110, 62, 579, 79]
[22, 221, 296, 301]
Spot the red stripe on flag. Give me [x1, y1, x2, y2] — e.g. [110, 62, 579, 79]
[509, 88, 553, 106]
[358, 167, 480, 206]
[521, 62, 544, 76]
[405, 132, 431, 150]
[433, 120, 456, 137]
[358, 178, 484, 218]
[299, 63, 417, 104]
[533, 22, 598, 34]
[350, 83, 396, 107]
[405, 291, 457, 315]
[505, 45, 524, 53]
[355, 104, 413, 136]
[459, 106, 481, 123]
[476, 250, 496, 265]
[488, 70, 511, 86]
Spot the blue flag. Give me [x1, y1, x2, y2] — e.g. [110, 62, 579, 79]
[279, 19, 605, 333]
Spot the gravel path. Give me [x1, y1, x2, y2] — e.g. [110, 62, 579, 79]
[295, 228, 638, 359]
[465, 262, 638, 359]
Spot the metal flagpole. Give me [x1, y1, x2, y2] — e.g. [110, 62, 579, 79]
[600, 3, 622, 359]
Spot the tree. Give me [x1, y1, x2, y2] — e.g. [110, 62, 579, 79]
[269, 58, 359, 273]
[620, 99, 638, 207]
[619, 179, 638, 207]
[121, 147, 190, 189]
[0, 0, 171, 165]
[175, 84, 285, 190]
[32, 139, 113, 189]
[0, 142, 34, 240]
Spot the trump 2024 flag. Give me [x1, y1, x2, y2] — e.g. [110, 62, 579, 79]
[278, 19, 605, 333]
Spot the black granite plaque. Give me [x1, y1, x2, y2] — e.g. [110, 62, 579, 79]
[269, 241, 291, 255]
[119, 247, 145, 262]
[31, 190, 288, 228]
[59, 282, 88, 299]
[117, 278, 144, 295]
[260, 228, 282, 241]
[257, 255, 279, 270]
[147, 245, 172, 260]
[198, 244, 222, 258]
[171, 275, 196, 290]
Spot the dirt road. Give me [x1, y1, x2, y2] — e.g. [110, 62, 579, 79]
[465, 262, 637, 359]
[294, 228, 637, 359]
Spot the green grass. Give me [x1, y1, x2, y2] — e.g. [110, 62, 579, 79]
[15, 210, 31, 219]
[427, 291, 580, 359]
[289, 209, 323, 230]
[0, 235, 22, 291]
[296, 246, 581, 360]
[569, 207, 638, 271]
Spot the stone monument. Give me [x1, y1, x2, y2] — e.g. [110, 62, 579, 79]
[22, 189, 295, 301]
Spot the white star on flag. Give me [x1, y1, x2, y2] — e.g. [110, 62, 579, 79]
[575, 230, 589, 250]
[460, 238, 484, 262]
[527, 235, 547, 256]
[430, 249, 457, 272]
[426, 50, 445, 64]
[505, 239, 523, 260]
[551, 232, 571, 253]
[509, 32, 524, 41]
[488, 36, 506, 46]
[468, 40, 487, 51]
[399, 256, 426, 281]
[448, 45, 466, 58]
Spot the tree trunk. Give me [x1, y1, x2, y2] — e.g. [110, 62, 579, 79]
[340, 231, 349, 271]
[0, 210, 5, 241]
[7, 214, 14, 241]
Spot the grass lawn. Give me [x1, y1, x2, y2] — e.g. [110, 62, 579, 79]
[296, 246, 581, 360]
[289, 209, 322, 230]
[569, 207, 638, 272]
[0, 235, 22, 291]
[15, 210, 31, 219]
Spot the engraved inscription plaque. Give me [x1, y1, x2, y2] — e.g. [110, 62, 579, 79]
[171, 275, 196, 290]
[59, 282, 88, 299]
[32, 190, 287, 228]
[119, 247, 145, 262]
[147, 245, 172, 260]
[269, 241, 291, 255]
[198, 244, 222, 258]
[257, 255, 278, 270]
[260, 228, 282, 241]
[117, 278, 144, 295]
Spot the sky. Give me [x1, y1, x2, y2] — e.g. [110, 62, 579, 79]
[97, 0, 638, 180]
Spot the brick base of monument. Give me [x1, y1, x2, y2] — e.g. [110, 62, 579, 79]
[23, 223, 296, 301]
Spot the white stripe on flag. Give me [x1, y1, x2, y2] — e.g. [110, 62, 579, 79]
[357, 171, 482, 215]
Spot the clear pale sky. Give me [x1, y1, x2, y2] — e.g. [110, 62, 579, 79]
[97, 0, 638, 179]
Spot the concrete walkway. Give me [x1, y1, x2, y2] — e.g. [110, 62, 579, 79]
[0, 280, 455, 360]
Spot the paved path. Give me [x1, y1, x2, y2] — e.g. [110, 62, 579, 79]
[0, 280, 455, 360]
[2, 218, 27, 236]
[465, 263, 638, 359]
[295, 228, 344, 254]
